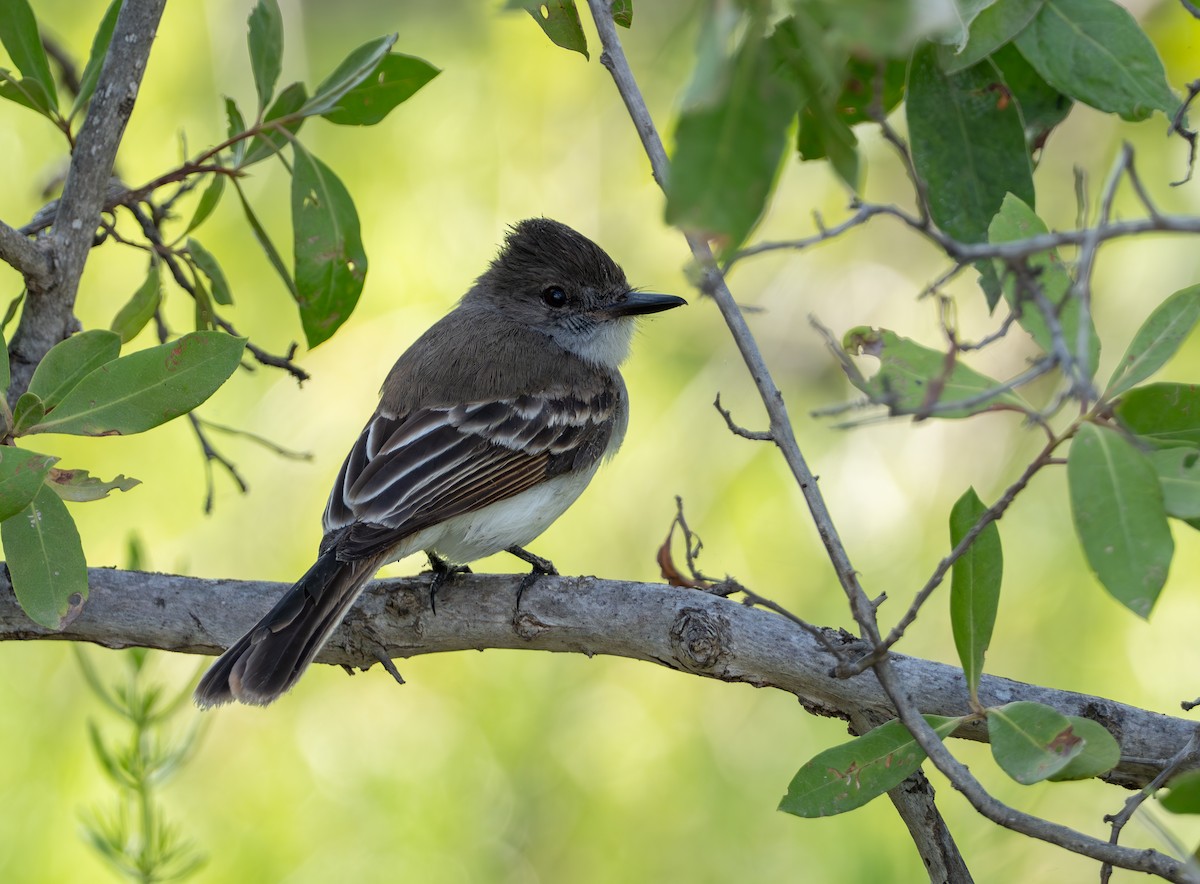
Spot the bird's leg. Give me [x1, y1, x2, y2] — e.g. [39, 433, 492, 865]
[425, 551, 471, 615]
[505, 545, 558, 608]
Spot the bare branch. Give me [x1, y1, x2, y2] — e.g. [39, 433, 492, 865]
[0, 220, 51, 283]
[7, 0, 167, 405]
[0, 567, 1192, 793]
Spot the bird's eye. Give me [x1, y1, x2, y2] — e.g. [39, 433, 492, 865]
[542, 286, 567, 308]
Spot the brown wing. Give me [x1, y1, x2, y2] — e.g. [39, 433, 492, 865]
[322, 386, 619, 560]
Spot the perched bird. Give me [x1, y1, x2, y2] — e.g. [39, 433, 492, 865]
[195, 218, 686, 707]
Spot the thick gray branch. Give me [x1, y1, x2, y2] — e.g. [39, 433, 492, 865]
[6, 0, 166, 405]
[1, 566, 1192, 793]
[0, 219, 50, 283]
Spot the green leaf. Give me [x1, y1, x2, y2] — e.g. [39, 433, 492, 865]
[1106, 285, 1200, 398]
[11, 392, 43, 435]
[225, 97, 248, 166]
[182, 173, 226, 237]
[0, 447, 57, 521]
[826, 56, 906, 128]
[780, 716, 960, 818]
[1013, 0, 1176, 122]
[990, 42, 1073, 154]
[186, 239, 233, 306]
[241, 81, 307, 167]
[0, 326, 9, 396]
[1068, 423, 1173, 617]
[666, 24, 798, 251]
[110, 262, 161, 344]
[808, 0, 953, 58]
[949, 487, 1002, 703]
[1, 484, 87, 629]
[27, 329, 122, 411]
[1047, 716, 1120, 781]
[938, 0, 1046, 73]
[1161, 770, 1200, 815]
[843, 327, 1028, 418]
[233, 179, 298, 300]
[1148, 449, 1200, 520]
[291, 145, 368, 348]
[192, 269, 215, 331]
[908, 45, 1034, 250]
[45, 468, 140, 502]
[23, 332, 246, 437]
[0, 0, 58, 113]
[320, 53, 440, 126]
[987, 194, 1099, 378]
[247, 0, 283, 112]
[776, 15, 859, 190]
[611, 0, 632, 28]
[1115, 384, 1200, 449]
[70, 0, 120, 119]
[300, 34, 398, 117]
[508, 1, 589, 59]
[0, 67, 53, 115]
[987, 701, 1084, 784]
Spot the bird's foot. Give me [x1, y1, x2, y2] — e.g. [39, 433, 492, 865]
[425, 551, 471, 614]
[506, 545, 558, 609]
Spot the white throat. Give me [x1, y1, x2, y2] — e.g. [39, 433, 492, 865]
[550, 317, 636, 369]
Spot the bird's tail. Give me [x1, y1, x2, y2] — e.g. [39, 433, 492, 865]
[194, 549, 383, 708]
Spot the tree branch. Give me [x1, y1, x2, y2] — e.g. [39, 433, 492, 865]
[1, 566, 1194, 795]
[6, 0, 166, 405]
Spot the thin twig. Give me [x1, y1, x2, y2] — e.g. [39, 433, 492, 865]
[1100, 728, 1200, 884]
[713, 394, 773, 441]
[1170, 79, 1199, 186]
[844, 430, 1071, 675]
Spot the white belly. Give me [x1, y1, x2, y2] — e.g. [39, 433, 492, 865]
[390, 463, 601, 565]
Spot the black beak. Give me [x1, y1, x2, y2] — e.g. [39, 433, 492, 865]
[604, 291, 688, 317]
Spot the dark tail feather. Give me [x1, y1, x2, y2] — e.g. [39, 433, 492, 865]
[194, 549, 382, 708]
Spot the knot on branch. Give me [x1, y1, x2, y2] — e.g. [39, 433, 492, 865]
[669, 606, 731, 673]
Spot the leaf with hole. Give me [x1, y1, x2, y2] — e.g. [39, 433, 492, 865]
[291, 145, 367, 348]
[300, 34, 398, 117]
[0, 447, 57, 521]
[45, 468, 140, 502]
[507, 0, 589, 59]
[1, 484, 87, 629]
[949, 486, 1003, 703]
[843, 327, 1028, 418]
[320, 53, 439, 126]
[780, 715, 961, 817]
[24, 332, 246, 437]
[1106, 285, 1200, 398]
[1068, 423, 1172, 618]
[28, 330, 123, 412]
[987, 701, 1084, 784]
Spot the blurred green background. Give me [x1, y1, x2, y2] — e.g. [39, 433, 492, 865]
[1, 1, 1200, 881]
